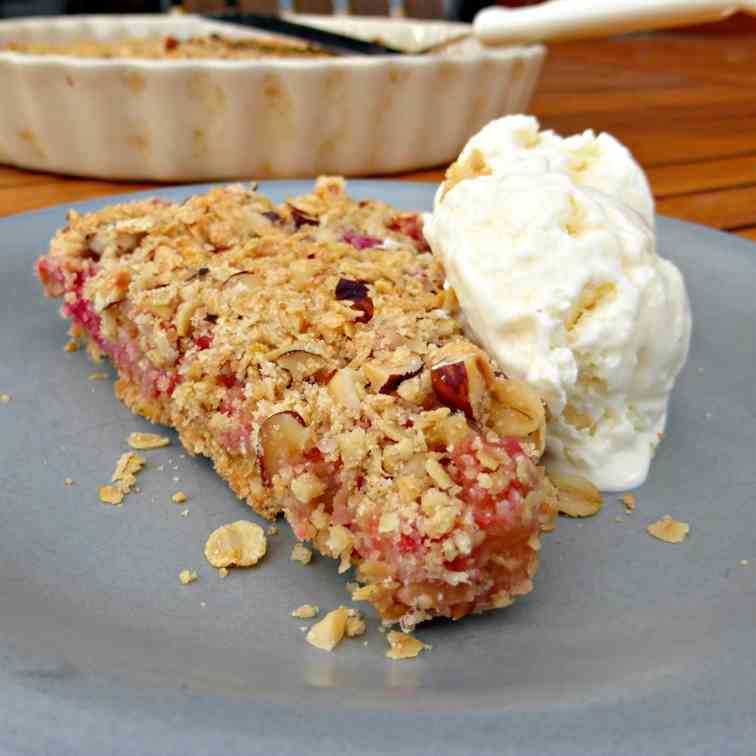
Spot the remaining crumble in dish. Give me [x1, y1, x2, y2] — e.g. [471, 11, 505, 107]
[4, 34, 332, 60]
[36, 177, 559, 629]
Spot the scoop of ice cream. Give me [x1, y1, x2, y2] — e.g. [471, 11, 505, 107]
[423, 172, 691, 490]
[435, 115, 655, 229]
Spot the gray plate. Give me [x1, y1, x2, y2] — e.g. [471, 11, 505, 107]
[1, 181, 754, 756]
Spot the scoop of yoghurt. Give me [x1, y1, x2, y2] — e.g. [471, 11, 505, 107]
[424, 166, 691, 491]
[434, 114, 655, 229]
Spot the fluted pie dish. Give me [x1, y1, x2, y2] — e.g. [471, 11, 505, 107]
[0, 14, 544, 181]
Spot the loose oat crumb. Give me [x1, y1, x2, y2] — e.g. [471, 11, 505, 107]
[306, 607, 349, 651]
[64, 478, 74, 486]
[179, 569, 198, 585]
[385, 631, 427, 660]
[128, 431, 171, 450]
[98, 451, 145, 505]
[64, 340, 80, 352]
[740, 560, 749, 566]
[0, 393, 11, 403]
[267, 525, 279, 536]
[647, 515, 690, 544]
[621, 493, 636, 512]
[98, 484, 124, 505]
[180, 508, 189, 517]
[88, 372, 109, 380]
[204, 520, 267, 568]
[345, 609, 367, 638]
[172, 491, 188, 503]
[218, 567, 229, 578]
[292, 604, 319, 619]
[291, 543, 313, 565]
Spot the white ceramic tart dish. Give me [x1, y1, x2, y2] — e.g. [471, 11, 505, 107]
[0, 14, 545, 181]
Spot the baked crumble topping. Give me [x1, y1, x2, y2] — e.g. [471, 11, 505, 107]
[37, 177, 557, 629]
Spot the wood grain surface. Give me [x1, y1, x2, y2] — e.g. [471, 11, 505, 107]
[1, 31, 756, 244]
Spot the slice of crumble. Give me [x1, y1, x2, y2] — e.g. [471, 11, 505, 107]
[37, 177, 556, 629]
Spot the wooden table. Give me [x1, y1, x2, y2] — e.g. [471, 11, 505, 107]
[2, 31, 756, 242]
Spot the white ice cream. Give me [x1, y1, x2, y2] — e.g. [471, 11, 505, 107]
[434, 115, 655, 229]
[424, 167, 691, 491]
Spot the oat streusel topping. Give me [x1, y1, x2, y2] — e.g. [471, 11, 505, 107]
[37, 177, 556, 628]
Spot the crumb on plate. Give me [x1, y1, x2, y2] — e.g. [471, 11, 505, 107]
[385, 630, 427, 660]
[64, 340, 80, 352]
[64, 478, 74, 486]
[549, 471, 602, 517]
[88, 372, 109, 380]
[290, 543, 312, 565]
[292, 604, 319, 619]
[621, 493, 636, 512]
[345, 609, 367, 638]
[172, 491, 188, 503]
[179, 569, 198, 585]
[204, 520, 267, 568]
[647, 515, 689, 544]
[128, 431, 171, 450]
[0, 393, 11, 403]
[99, 451, 144, 505]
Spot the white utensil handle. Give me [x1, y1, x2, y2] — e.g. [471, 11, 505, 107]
[475, 0, 756, 45]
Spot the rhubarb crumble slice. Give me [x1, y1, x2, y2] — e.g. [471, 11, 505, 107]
[37, 177, 556, 628]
